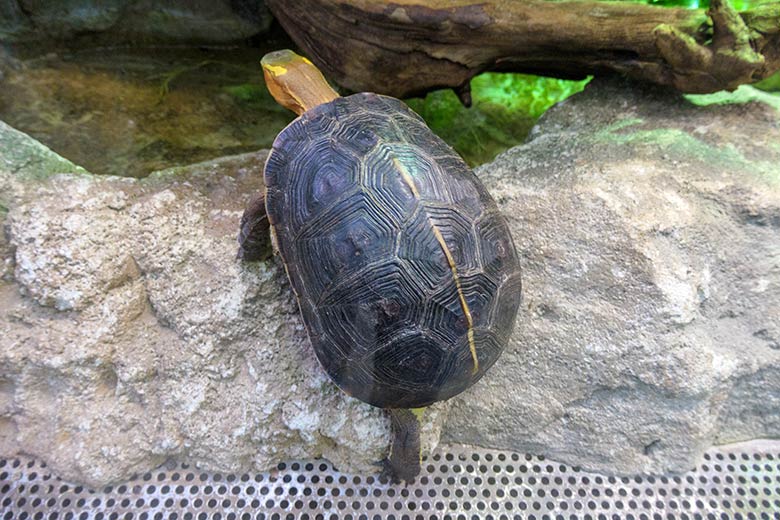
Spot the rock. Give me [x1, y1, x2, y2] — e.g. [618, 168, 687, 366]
[0, 131, 447, 486]
[17, 0, 125, 39]
[442, 77, 780, 475]
[0, 0, 33, 41]
[1, 77, 779, 486]
[119, 0, 272, 44]
[0, 120, 86, 281]
[0, 0, 272, 44]
[0, 120, 85, 181]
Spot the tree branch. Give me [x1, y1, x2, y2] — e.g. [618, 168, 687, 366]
[265, 0, 780, 98]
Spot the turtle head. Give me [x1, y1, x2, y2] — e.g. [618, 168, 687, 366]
[262, 50, 339, 116]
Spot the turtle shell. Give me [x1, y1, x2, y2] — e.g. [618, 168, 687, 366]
[264, 93, 522, 409]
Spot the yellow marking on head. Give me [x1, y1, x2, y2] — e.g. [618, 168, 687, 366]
[302, 56, 314, 66]
[393, 158, 479, 374]
[430, 225, 479, 374]
[263, 63, 288, 77]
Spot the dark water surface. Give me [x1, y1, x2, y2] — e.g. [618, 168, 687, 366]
[0, 43, 296, 178]
[0, 42, 588, 176]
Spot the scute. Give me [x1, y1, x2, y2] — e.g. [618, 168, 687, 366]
[361, 145, 419, 224]
[476, 209, 520, 280]
[427, 272, 498, 341]
[317, 259, 428, 360]
[396, 209, 451, 291]
[359, 331, 457, 408]
[264, 93, 522, 409]
[366, 331, 446, 388]
[490, 272, 523, 342]
[372, 143, 453, 203]
[295, 197, 397, 298]
[286, 138, 361, 230]
[423, 204, 480, 273]
[444, 328, 505, 394]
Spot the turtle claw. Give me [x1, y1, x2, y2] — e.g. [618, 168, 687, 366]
[380, 458, 416, 486]
[237, 193, 272, 262]
[381, 409, 423, 485]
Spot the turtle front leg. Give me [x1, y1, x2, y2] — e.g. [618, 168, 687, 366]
[382, 408, 425, 484]
[237, 192, 272, 262]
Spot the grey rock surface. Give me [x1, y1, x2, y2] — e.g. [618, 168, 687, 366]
[0, 0, 272, 44]
[0, 120, 86, 281]
[1, 77, 779, 486]
[444, 78, 780, 475]
[0, 134, 447, 486]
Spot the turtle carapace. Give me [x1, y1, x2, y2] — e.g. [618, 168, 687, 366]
[239, 49, 522, 483]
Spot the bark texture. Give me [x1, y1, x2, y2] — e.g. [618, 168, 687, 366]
[266, 0, 780, 98]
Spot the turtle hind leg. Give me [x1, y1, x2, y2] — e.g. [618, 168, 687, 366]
[237, 192, 272, 262]
[382, 408, 424, 484]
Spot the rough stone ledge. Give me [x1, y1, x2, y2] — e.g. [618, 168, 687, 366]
[1, 77, 779, 486]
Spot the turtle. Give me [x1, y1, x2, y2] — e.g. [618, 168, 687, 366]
[239, 49, 523, 482]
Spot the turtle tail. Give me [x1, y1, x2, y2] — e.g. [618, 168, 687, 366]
[383, 408, 425, 483]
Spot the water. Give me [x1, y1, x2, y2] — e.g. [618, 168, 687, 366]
[1, 17, 776, 177]
[0, 42, 295, 178]
[0, 21, 594, 178]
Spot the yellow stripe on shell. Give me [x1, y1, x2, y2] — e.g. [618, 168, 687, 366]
[393, 158, 479, 374]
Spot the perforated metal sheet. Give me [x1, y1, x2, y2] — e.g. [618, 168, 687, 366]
[1, 441, 779, 519]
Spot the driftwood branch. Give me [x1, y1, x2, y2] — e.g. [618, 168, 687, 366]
[265, 0, 780, 99]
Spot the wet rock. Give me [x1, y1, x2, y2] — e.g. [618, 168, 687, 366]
[443, 77, 780, 475]
[0, 120, 85, 181]
[0, 0, 33, 41]
[17, 0, 125, 39]
[0, 0, 272, 44]
[1, 77, 779, 485]
[119, 0, 272, 44]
